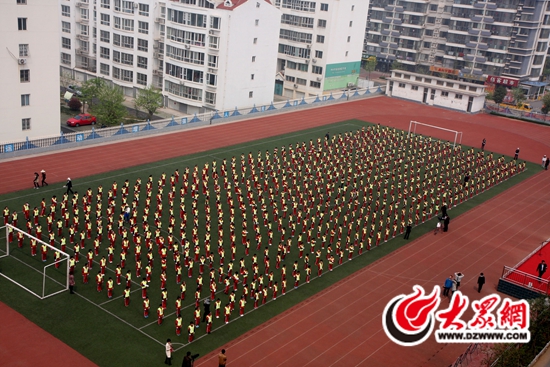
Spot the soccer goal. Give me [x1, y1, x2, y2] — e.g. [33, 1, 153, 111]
[408, 120, 463, 148]
[0, 224, 70, 299]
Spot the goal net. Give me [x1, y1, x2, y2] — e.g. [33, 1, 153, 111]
[0, 224, 70, 299]
[408, 121, 463, 148]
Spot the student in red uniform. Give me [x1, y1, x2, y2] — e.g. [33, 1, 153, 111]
[143, 297, 150, 318]
[107, 277, 114, 298]
[187, 321, 195, 343]
[157, 304, 164, 325]
[123, 286, 131, 306]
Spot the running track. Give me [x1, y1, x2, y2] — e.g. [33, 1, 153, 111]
[1, 96, 549, 367]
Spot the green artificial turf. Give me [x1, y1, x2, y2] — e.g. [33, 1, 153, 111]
[0, 119, 541, 366]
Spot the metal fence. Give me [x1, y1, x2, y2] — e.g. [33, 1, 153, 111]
[484, 103, 550, 125]
[1, 86, 386, 159]
[501, 266, 550, 295]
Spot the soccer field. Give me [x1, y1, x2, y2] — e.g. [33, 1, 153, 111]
[0, 119, 538, 366]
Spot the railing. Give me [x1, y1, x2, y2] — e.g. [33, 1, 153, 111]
[484, 103, 550, 125]
[501, 266, 550, 295]
[1, 86, 386, 158]
[448, 343, 480, 367]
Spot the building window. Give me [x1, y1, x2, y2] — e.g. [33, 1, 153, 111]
[17, 0, 27, 4]
[62, 22, 71, 33]
[320, 3, 328, 11]
[208, 55, 218, 67]
[315, 50, 323, 58]
[18, 18, 27, 30]
[101, 0, 110, 9]
[22, 118, 30, 131]
[251, 74, 255, 80]
[316, 35, 325, 43]
[345, 51, 348, 56]
[255, 19, 259, 26]
[62, 37, 71, 49]
[206, 73, 217, 86]
[210, 16, 221, 29]
[138, 21, 148, 34]
[100, 63, 110, 76]
[312, 65, 323, 74]
[61, 5, 70, 17]
[205, 91, 216, 104]
[137, 38, 147, 51]
[347, 36, 351, 42]
[137, 56, 147, 69]
[296, 78, 306, 85]
[101, 14, 110, 26]
[209, 36, 219, 49]
[318, 19, 326, 28]
[351, 5, 354, 11]
[21, 94, 30, 106]
[80, 24, 89, 36]
[100, 30, 110, 43]
[80, 8, 89, 20]
[455, 94, 463, 100]
[61, 53, 71, 65]
[349, 21, 353, 27]
[19, 44, 29, 57]
[441, 91, 449, 97]
[100, 47, 110, 59]
[252, 56, 256, 62]
[309, 81, 321, 88]
[249, 91, 253, 98]
[398, 83, 405, 88]
[253, 38, 257, 44]
[137, 73, 147, 86]
[285, 75, 295, 82]
[139, 3, 149, 16]
[411, 85, 419, 91]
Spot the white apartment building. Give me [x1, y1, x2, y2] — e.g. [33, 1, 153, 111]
[60, 0, 281, 114]
[0, 0, 60, 144]
[273, 0, 369, 99]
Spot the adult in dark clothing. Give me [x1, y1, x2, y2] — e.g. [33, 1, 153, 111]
[202, 298, 210, 322]
[325, 132, 330, 141]
[514, 147, 520, 160]
[443, 215, 450, 232]
[65, 178, 74, 195]
[440, 204, 447, 217]
[537, 260, 547, 281]
[41, 169, 48, 186]
[403, 223, 412, 240]
[33, 172, 40, 189]
[481, 138, 486, 151]
[545, 158, 549, 170]
[181, 352, 192, 367]
[463, 172, 470, 186]
[477, 273, 485, 293]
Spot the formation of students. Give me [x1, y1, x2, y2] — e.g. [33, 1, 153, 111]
[3, 124, 525, 342]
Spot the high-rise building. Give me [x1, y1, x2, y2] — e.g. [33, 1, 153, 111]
[273, 0, 370, 99]
[60, 0, 281, 114]
[0, 0, 60, 144]
[364, 0, 550, 81]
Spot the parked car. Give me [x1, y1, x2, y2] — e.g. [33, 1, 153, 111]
[66, 113, 96, 127]
[67, 85, 83, 97]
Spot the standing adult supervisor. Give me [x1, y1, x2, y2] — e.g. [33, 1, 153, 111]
[477, 273, 485, 293]
[537, 260, 547, 282]
[514, 147, 520, 160]
[403, 222, 412, 240]
[202, 298, 211, 322]
[33, 172, 40, 189]
[65, 178, 74, 195]
[165, 339, 173, 365]
[481, 138, 486, 151]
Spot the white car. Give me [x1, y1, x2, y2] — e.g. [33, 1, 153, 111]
[67, 85, 83, 97]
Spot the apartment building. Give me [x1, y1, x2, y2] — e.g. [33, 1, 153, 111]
[0, 0, 60, 144]
[59, 0, 281, 114]
[273, 0, 369, 99]
[365, 0, 550, 82]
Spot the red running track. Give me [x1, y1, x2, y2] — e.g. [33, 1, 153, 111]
[1, 96, 550, 367]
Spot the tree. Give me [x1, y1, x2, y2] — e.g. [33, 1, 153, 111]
[541, 93, 550, 114]
[493, 85, 507, 106]
[364, 56, 377, 81]
[93, 85, 126, 126]
[81, 78, 106, 110]
[511, 87, 526, 107]
[391, 60, 404, 71]
[68, 97, 82, 112]
[135, 85, 164, 120]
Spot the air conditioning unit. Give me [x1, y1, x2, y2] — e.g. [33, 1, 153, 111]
[18, 58, 27, 65]
[155, 18, 165, 24]
[184, 44, 190, 49]
[133, 2, 139, 7]
[208, 68, 216, 73]
[293, 84, 298, 88]
[312, 59, 317, 63]
[347, 82, 355, 87]
[316, 76, 322, 81]
[306, 44, 311, 49]
[153, 45, 159, 50]
[153, 52, 159, 58]
[153, 70, 161, 76]
[209, 30, 215, 35]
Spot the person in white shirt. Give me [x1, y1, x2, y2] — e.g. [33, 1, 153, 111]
[454, 272, 464, 290]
